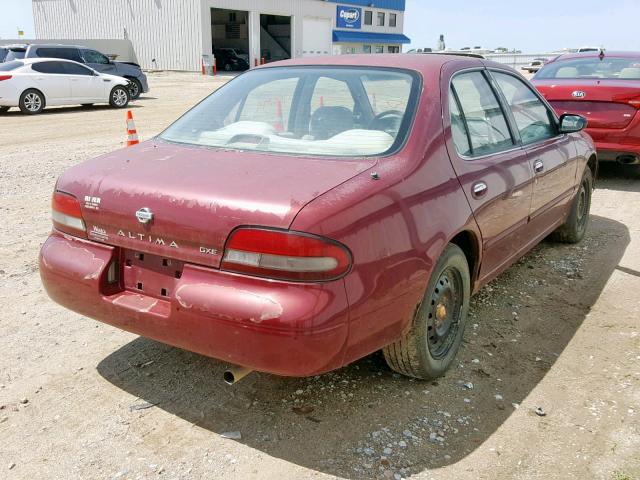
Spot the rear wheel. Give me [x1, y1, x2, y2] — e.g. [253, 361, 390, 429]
[383, 244, 471, 379]
[550, 167, 593, 243]
[19, 89, 45, 114]
[127, 78, 142, 100]
[0, 106, 9, 114]
[109, 86, 129, 109]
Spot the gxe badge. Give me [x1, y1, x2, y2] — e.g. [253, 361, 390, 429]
[572, 90, 586, 98]
[135, 207, 154, 224]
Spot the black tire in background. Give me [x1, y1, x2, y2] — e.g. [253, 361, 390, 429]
[127, 78, 142, 100]
[550, 167, 593, 244]
[109, 85, 130, 109]
[383, 243, 471, 379]
[19, 89, 45, 115]
[0, 106, 10, 113]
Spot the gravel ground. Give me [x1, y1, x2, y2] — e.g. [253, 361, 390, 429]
[0, 72, 639, 480]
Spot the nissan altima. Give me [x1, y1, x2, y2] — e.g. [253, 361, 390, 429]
[40, 54, 596, 380]
[0, 58, 130, 114]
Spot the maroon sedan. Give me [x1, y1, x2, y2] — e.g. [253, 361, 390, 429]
[533, 51, 640, 165]
[40, 55, 596, 381]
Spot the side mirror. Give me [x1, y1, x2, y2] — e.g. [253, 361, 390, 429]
[558, 113, 587, 133]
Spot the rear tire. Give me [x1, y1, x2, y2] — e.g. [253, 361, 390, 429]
[109, 86, 130, 109]
[19, 89, 45, 115]
[0, 106, 9, 114]
[383, 244, 471, 379]
[550, 167, 593, 243]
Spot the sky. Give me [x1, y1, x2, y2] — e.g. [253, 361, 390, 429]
[1, 0, 639, 53]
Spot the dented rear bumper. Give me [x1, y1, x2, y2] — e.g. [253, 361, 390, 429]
[39, 231, 350, 376]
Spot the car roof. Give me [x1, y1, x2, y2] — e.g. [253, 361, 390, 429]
[258, 53, 489, 74]
[554, 51, 640, 61]
[19, 57, 91, 66]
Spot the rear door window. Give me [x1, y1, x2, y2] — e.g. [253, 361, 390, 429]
[451, 71, 514, 157]
[35, 47, 82, 62]
[492, 71, 556, 145]
[31, 61, 67, 75]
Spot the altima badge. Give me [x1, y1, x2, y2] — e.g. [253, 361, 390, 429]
[135, 207, 154, 224]
[572, 91, 586, 98]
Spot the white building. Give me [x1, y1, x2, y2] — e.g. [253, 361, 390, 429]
[32, 0, 410, 71]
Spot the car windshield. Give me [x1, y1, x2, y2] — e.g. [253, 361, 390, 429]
[535, 56, 640, 80]
[160, 66, 419, 157]
[0, 60, 24, 71]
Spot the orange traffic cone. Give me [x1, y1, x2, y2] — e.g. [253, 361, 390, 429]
[273, 99, 284, 132]
[126, 110, 139, 147]
[201, 59, 206, 75]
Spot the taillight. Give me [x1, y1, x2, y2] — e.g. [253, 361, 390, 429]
[221, 228, 352, 282]
[52, 191, 86, 235]
[0, 75, 12, 81]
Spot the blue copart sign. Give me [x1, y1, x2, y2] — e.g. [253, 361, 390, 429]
[336, 5, 362, 29]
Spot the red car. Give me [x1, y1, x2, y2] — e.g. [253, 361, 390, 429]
[40, 55, 596, 382]
[533, 51, 640, 165]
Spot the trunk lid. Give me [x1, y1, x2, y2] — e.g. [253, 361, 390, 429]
[534, 79, 640, 129]
[56, 140, 374, 268]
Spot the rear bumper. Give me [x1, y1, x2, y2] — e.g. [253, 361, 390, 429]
[138, 73, 149, 93]
[587, 114, 640, 161]
[39, 231, 350, 376]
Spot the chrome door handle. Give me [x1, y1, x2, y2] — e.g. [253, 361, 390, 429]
[472, 181, 488, 197]
[534, 160, 544, 173]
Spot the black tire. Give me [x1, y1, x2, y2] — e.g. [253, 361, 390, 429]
[127, 78, 142, 100]
[109, 85, 130, 109]
[224, 63, 232, 72]
[550, 167, 593, 243]
[383, 244, 471, 379]
[0, 106, 9, 114]
[19, 89, 45, 115]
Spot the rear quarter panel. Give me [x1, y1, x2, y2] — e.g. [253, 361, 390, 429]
[291, 61, 481, 365]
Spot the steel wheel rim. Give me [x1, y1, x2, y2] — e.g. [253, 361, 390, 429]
[426, 266, 463, 359]
[113, 89, 127, 106]
[576, 180, 589, 229]
[24, 93, 41, 111]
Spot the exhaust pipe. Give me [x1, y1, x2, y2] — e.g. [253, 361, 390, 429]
[223, 365, 253, 385]
[617, 154, 639, 165]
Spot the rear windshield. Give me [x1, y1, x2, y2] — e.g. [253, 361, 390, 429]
[5, 48, 26, 61]
[160, 66, 420, 157]
[0, 60, 24, 71]
[535, 56, 640, 80]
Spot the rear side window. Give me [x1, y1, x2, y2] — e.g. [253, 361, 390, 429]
[31, 61, 67, 74]
[63, 62, 94, 76]
[35, 47, 82, 62]
[450, 71, 514, 157]
[492, 71, 556, 145]
[536, 56, 640, 80]
[0, 49, 7, 62]
[0, 60, 24, 71]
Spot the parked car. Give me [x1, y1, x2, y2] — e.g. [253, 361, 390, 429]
[521, 58, 548, 73]
[533, 51, 640, 165]
[213, 48, 250, 71]
[40, 55, 595, 381]
[0, 58, 130, 114]
[2, 43, 148, 99]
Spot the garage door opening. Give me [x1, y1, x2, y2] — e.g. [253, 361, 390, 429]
[211, 8, 250, 72]
[260, 14, 291, 64]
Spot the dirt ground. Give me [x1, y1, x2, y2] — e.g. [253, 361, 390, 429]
[0, 72, 638, 480]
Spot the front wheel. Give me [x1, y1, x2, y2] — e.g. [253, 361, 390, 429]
[19, 89, 45, 114]
[383, 244, 471, 379]
[109, 86, 130, 109]
[550, 167, 593, 243]
[127, 78, 142, 100]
